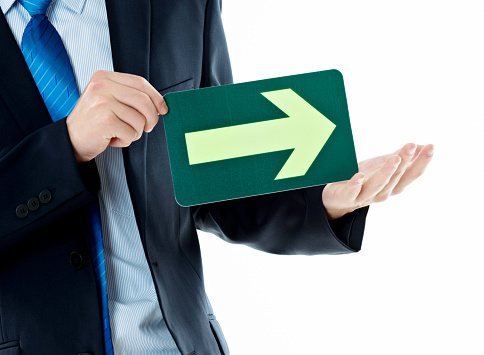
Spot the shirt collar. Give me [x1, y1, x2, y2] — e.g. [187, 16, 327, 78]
[0, 0, 16, 15]
[1, 0, 87, 15]
[63, 0, 86, 15]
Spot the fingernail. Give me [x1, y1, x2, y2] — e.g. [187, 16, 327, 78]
[427, 149, 434, 157]
[408, 146, 416, 156]
[159, 101, 168, 115]
[357, 177, 364, 185]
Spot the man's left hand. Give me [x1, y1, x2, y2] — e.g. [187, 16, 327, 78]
[322, 143, 434, 220]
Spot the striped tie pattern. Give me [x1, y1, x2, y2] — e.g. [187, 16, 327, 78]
[87, 203, 114, 355]
[18, 1, 114, 353]
[19, 0, 79, 122]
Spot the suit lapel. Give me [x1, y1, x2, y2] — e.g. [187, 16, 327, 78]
[104, 0, 151, 79]
[104, 0, 151, 241]
[0, 12, 52, 135]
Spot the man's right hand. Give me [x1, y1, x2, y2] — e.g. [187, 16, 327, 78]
[66, 70, 168, 162]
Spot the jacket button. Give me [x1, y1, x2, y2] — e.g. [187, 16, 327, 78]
[16, 204, 29, 218]
[70, 251, 84, 269]
[39, 189, 52, 204]
[27, 197, 40, 211]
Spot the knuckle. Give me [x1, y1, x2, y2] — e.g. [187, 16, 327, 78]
[133, 113, 147, 131]
[149, 110, 160, 123]
[153, 114, 160, 125]
[134, 76, 150, 91]
[91, 96, 110, 109]
[92, 70, 108, 79]
[99, 113, 116, 127]
[140, 76, 150, 87]
[86, 78, 105, 93]
[138, 92, 152, 107]
[132, 127, 143, 141]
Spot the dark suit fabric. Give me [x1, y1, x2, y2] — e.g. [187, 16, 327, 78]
[0, 0, 369, 354]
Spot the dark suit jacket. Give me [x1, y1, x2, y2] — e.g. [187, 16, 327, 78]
[0, 0, 369, 354]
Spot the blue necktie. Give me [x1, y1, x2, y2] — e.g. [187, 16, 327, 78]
[18, 1, 114, 353]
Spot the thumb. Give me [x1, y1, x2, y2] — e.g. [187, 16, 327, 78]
[342, 173, 365, 202]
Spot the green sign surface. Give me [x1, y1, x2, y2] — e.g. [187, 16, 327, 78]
[163, 70, 357, 207]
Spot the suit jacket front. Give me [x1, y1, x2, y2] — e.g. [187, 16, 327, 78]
[0, 1, 369, 354]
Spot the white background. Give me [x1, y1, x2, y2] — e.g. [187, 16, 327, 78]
[199, 1, 484, 354]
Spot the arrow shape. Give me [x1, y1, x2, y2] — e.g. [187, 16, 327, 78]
[185, 88, 336, 180]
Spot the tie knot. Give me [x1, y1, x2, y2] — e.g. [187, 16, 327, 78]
[18, 0, 53, 16]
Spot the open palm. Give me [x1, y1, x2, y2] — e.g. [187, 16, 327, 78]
[322, 143, 434, 220]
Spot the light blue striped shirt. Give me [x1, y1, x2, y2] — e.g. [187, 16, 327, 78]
[1, 0, 180, 353]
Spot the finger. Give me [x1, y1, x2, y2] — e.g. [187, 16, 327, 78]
[356, 155, 401, 203]
[103, 115, 139, 148]
[358, 153, 391, 174]
[410, 145, 424, 163]
[322, 175, 363, 220]
[358, 143, 418, 175]
[109, 100, 147, 139]
[374, 143, 417, 200]
[392, 144, 434, 195]
[109, 137, 126, 148]
[108, 82, 160, 133]
[92, 70, 168, 115]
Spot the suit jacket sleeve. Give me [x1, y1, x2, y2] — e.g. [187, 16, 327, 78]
[0, 117, 99, 250]
[191, 0, 370, 255]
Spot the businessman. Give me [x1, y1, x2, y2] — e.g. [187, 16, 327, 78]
[0, 0, 433, 354]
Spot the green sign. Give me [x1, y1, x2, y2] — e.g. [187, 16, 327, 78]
[163, 70, 357, 206]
